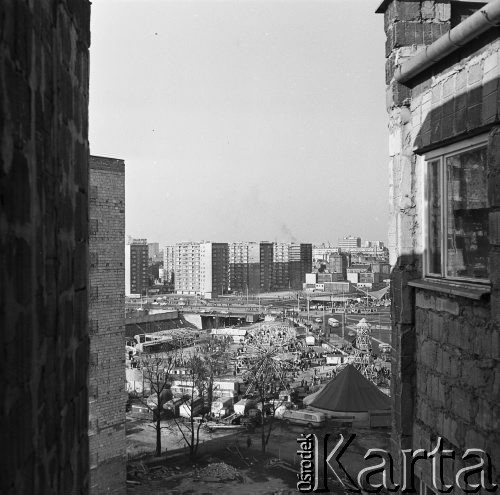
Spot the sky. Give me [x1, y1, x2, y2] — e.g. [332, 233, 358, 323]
[89, 0, 388, 246]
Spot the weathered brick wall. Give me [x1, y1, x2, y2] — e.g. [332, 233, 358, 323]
[381, 0, 500, 488]
[413, 291, 499, 489]
[382, 1, 451, 477]
[407, 39, 500, 492]
[411, 38, 500, 150]
[0, 1, 91, 493]
[88, 156, 126, 494]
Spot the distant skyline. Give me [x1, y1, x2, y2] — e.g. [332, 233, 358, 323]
[90, 0, 388, 246]
[127, 236, 386, 246]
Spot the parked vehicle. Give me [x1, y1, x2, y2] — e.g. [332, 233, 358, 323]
[282, 409, 326, 428]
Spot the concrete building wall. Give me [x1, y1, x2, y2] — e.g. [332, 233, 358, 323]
[260, 242, 273, 292]
[163, 245, 175, 283]
[200, 242, 213, 297]
[129, 242, 148, 295]
[209, 243, 229, 297]
[338, 236, 361, 251]
[88, 156, 126, 494]
[0, 1, 91, 493]
[125, 245, 131, 296]
[174, 242, 201, 293]
[380, 0, 500, 489]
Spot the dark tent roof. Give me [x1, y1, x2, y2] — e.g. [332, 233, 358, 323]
[309, 364, 390, 412]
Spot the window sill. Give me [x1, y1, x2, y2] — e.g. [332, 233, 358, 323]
[408, 279, 491, 300]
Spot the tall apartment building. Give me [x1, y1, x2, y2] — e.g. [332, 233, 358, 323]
[200, 242, 229, 298]
[289, 243, 312, 290]
[163, 245, 175, 283]
[174, 242, 201, 294]
[259, 242, 274, 292]
[338, 235, 362, 252]
[89, 155, 126, 493]
[174, 242, 229, 298]
[125, 239, 149, 296]
[272, 242, 290, 290]
[228, 242, 260, 294]
[328, 252, 348, 280]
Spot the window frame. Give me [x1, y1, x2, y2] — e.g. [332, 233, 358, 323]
[423, 133, 489, 285]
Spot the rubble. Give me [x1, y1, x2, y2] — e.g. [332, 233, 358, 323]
[195, 462, 240, 482]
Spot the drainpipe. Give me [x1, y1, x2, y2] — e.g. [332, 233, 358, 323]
[395, 0, 500, 83]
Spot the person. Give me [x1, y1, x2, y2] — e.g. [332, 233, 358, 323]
[247, 436, 252, 449]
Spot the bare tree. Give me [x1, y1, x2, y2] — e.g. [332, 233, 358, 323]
[243, 324, 295, 452]
[135, 341, 184, 457]
[197, 335, 233, 406]
[168, 354, 210, 459]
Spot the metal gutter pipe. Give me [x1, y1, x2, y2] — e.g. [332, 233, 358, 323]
[395, 0, 500, 83]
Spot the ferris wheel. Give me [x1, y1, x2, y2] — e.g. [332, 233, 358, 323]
[349, 318, 377, 381]
[242, 325, 296, 397]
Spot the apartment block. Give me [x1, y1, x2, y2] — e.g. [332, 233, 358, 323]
[201, 242, 229, 298]
[174, 242, 229, 298]
[174, 242, 201, 294]
[163, 245, 175, 283]
[228, 242, 260, 294]
[289, 243, 312, 290]
[125, 239, 149, 296]
[259, 242, 274, 292]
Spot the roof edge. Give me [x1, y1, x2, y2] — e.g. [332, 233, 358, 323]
[395, 0, 500, 83]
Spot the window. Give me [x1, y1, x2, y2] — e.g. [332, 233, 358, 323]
[425, 136, 489, 283]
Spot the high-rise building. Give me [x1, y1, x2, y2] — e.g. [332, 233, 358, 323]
[174, 242, 201, 294]
[163, 245, 175, 283]
[259, 242, 273, 292]
[174, 242, 229, 298]
[338, 236, 361, 252]
[125, 239, 149, 296]
[89, 155, 126, 493]
[289, 243, 312, 290]
[228, 242, 260, 294]
[200, 242, 229, 298]
[272, 242, 290, 290]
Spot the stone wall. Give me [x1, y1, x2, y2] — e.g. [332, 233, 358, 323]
[0, 1, 91, 493]
[89, 156, 126, 494]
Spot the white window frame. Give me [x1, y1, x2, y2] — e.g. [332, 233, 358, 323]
[423, 133, 489, 284]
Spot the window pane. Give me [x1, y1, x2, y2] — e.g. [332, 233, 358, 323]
[427, 160, 442, 274]
[446, 146, 488, 279]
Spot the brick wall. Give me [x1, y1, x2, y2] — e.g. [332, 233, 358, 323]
[381, 0, 500, 489]
[413, 290, 499, 488]
[89, 156, 126, 494]
[382, 1, 451, 477]
[0, 1, 91, 493]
